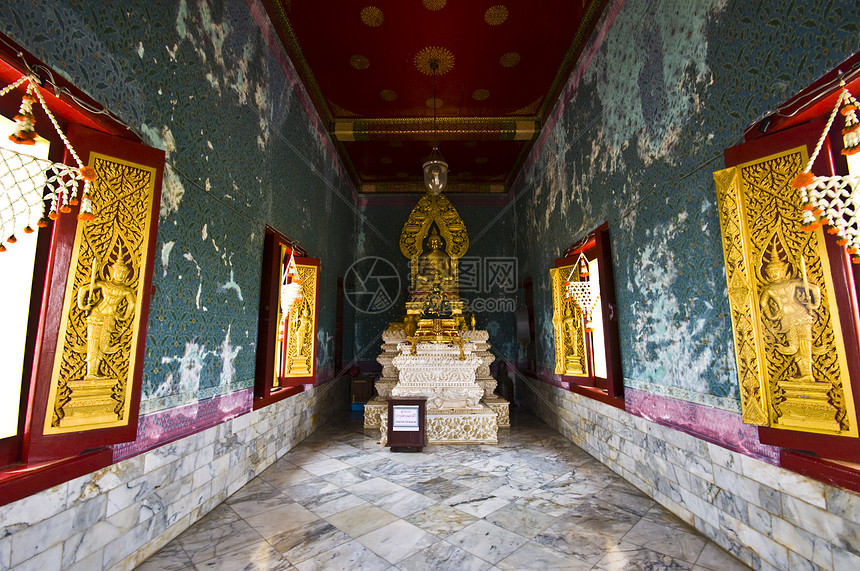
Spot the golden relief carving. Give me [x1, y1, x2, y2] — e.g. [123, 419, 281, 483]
[551, 266, 588, 376]
[400, 193, 468, 259]
[714, 147, 858, 436]
[281, 262, 318, 378]
[44, 153, 157, 433]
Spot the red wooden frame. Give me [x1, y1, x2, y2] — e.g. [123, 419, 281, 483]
[22, 124, 165, 463]
[724, 116, 860, 464]
[556, 222, 624, 406]
[253, 226, 319, 409]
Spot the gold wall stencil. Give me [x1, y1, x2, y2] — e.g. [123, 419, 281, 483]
[44, 153, 157, 434]
[714, 147, 858, 437]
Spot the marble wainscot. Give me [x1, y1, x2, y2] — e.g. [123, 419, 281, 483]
[375, 332, 509, 445]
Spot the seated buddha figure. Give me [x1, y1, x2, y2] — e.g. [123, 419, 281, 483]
[415, 227, 455, 296]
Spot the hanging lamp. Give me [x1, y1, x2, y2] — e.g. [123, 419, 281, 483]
[423, 59, 448, 195]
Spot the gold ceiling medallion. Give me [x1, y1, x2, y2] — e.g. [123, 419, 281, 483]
[349, 54, 370, 70]
[422, 0, 447, 10]
[414, 47, 454, 76]
[500, 52, 521, 68]
[360, 6, 384, 27]
[380, 89, 398, 101]
[426, 97, 443, 109]
[485, 5, 509, 26]
[472, 89, 490, 101]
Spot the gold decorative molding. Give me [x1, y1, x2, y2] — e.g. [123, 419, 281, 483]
[400, 193, 469, 260]
[361, 181, 507, 194]
[44, 153, 157, 433]
[331, 116, 540, 141]
[714, 147, 858, 436]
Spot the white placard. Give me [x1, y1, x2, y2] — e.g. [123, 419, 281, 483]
[392, 405, 420, 431]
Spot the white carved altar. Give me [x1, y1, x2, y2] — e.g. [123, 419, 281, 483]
[365, 329, 509, 445]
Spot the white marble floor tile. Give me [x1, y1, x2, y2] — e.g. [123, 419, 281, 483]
[138, 408, 752, 571]
[484, 503, 558, 539]
[325, 504, 400, 538]
[301, 457, 352, 477]
[270, 519, 352, 565]
[356, 519, 437, 564]
[591, 540, 695, 570]
[195, 539, 293, 571]
[496, 541, 593, 570]
[403, 503, 479, 537]
[622, 517, 707, 563]
[243, 502, 321, 540]
[397, 540, 492, 571]
[299, 489, 367, 518]
[372, 487, 438, 518]
[444, 489, 510, 518]
[446, 519, 529, 564]
[695, 541, 753, 571]
[293, 539, 390, 571]
[346, 477, 407, 503]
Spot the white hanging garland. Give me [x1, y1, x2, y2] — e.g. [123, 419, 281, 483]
[0, 75, 97, 252]
[792, 80, 860, 261]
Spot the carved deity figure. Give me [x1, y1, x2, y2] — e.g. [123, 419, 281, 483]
[293, 304, 312, 358]
[562, 305, 579, 353]
[759, 244, 821, 382]
[415, 228, 453, 292]
[76, 256, 136, 379]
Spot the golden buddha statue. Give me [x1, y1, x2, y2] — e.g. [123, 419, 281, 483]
[415, 227, 454, 295]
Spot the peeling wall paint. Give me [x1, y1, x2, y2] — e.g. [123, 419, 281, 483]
[513, 0, 859, 411]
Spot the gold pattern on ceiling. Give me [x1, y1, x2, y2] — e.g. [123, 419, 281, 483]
[380, 89, 397, 101]
[414, 46, 455, 75]
[349, 54, 370, 70]
[360, 6, 384, 27]
[422, 0, 447, 10]
[500, 52, 521, 68]
[485, 5, 509, 26]
[472, 89, 490, 101]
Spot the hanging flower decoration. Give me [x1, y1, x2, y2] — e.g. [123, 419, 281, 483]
[280, 250, 303, 318]
[791, 79, 860, 262]
[0, 75, 98, 252]
[563, 253, 600, 332]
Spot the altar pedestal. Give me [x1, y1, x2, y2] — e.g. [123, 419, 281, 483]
[377, 340, 502, 445]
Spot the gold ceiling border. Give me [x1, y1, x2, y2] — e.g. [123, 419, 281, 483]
[400, 193, 469, 259]
[332, 117, 540, 141]
[714, 147, 858, 437]
[362, 181, 507, 194]
[538, 0, 607, 121]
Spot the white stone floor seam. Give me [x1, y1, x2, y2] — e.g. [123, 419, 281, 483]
[137, 408, 751, 571]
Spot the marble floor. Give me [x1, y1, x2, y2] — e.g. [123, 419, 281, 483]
[138, 408, 751, 571]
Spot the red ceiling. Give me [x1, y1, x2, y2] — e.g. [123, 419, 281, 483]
[265, 0, 607, 193]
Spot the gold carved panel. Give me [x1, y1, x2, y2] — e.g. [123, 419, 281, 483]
[550, 266, 588, 377]
[399, 193, 469, 260]
[714, 147, 858, 436]
[44, 153, 157, 433]
[280, 262, 318, 379]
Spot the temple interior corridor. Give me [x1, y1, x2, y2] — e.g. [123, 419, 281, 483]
[139, 408, 749, 571]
